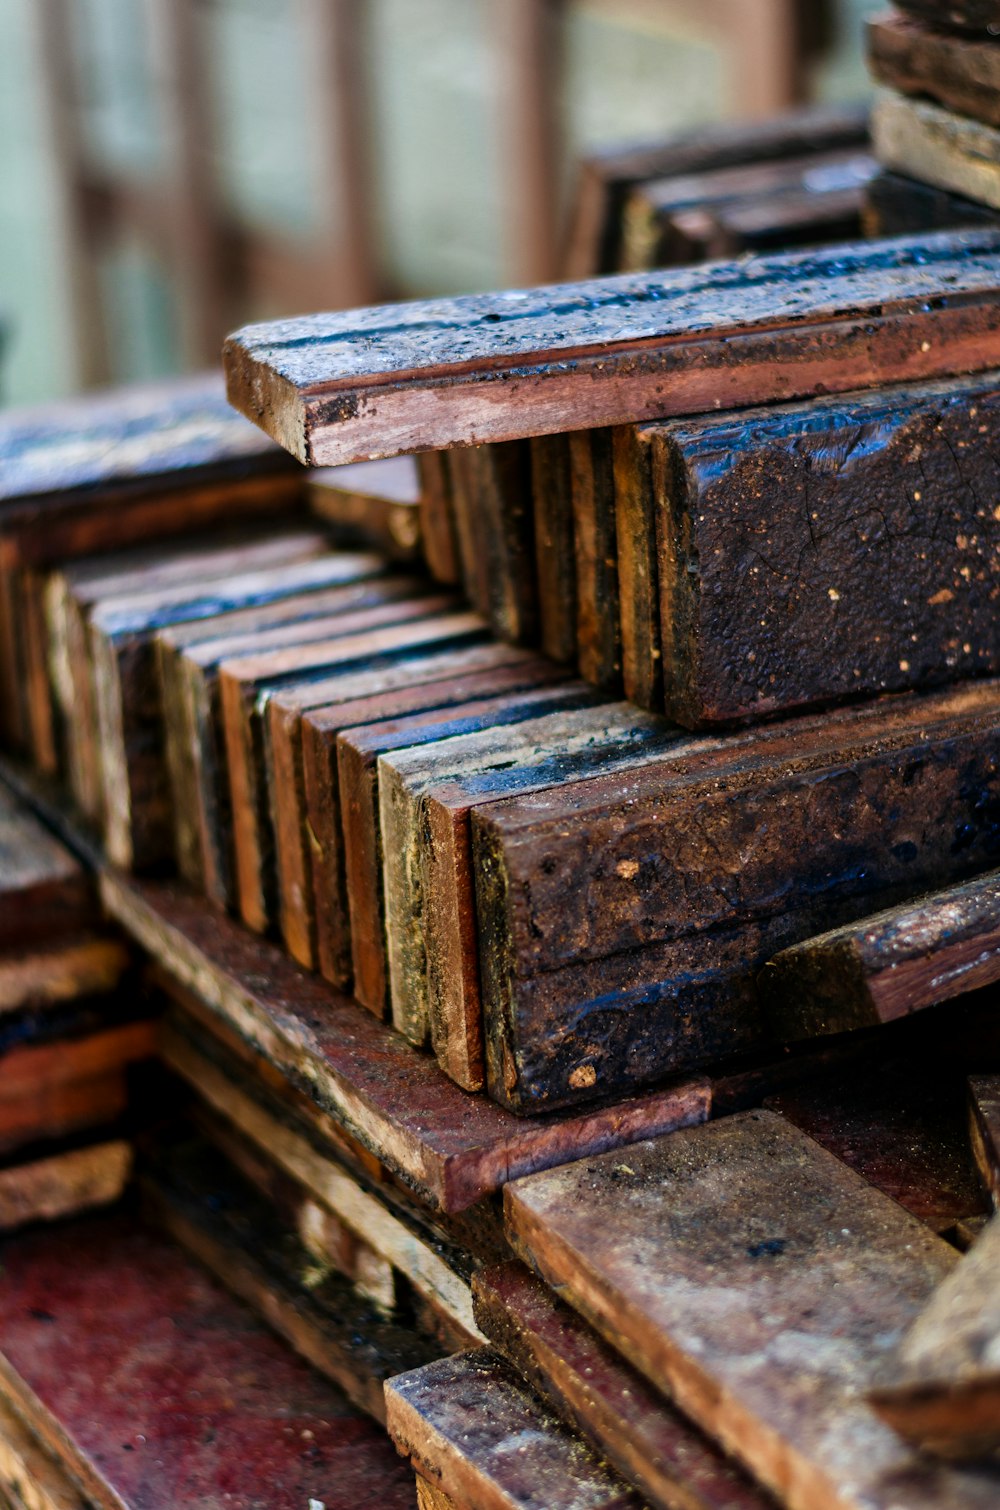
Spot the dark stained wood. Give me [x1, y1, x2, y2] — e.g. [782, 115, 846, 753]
[870, 1214, 1000, 1459]
[869, 13, 1000, 131]
[894, 0, 1000, 34]
[648, 370, 1000, 727]
[530, 435, 577, 665]
[99, 870, 711, 1210]
[0, 1211, 416, 1509]
[0, 784, 93, 950]
[874, 95, 1000, 213]
[569, 430, 620, 691]
[968, 1074, 1000, 1207]
[0, 1141, 130, 1233]
[307, 457, 423, 560]
[448, 442, 537, 646]
[763, 868, 1000, 1040]
[223, 231, 1000, 466]
[416, 452, 460, 586]
[864, 170, 1000, 240]
[385, 1350, 642, 1510]
[472, 1262, 772, 1510]
[612, 424, 660, 711]
[664, 182, 868, 264]
[474, 681, 1000, 1111]
[505, 1111, 1000, 1510]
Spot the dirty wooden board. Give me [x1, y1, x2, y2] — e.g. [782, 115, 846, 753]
[0, 934, 129, 1015]
[870, 1213, 1000, 1458]
[473, 680, 1000, 1110]
[893, 0, 1000, 32]
[968, 1074, 1000, 1206]
[0, 1141, 131, 1232]
[646, 369, 1000, 726]
[0, 784, 93, 950]
[612, 425, 660, 710]
[506, 1110, 1000, 1510]
[530, 435, 577, 665]
[100, 870, 709, 1209]
[219, 602, 480, 932]
[472, 1262, 772, 1510]
[386, 1349, 642, 1510]
[223, 231, 1000, 466]
[569, 429, 620, 690]
[0, 1211, 416, 1510]
[307, 456, 422, 559]
[416, 452, 460, 585]
[869, 14, 1000, 131]
[448, 442, 537, 645]
[565, 102, 868, 278]
[763, 867, 1000, 1040]
[875, 95, 1000, 214]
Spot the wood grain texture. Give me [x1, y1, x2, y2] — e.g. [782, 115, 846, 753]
[307, 457, 422, 560]
[569, 429, 620, 690]
[223, 231, 1000, 465]
[385, 1349, 642, 1510]
[874, 94, 1000, 213]
[968, 1074, 1000, 1206]
[763, 867, 1000, 1039]
[100, 872, 710, 1207]
[0, 1141, 131, 1232]
[505, 1111, 1000, 1510]
[472, 1262, 772, 1510]
[474, 681, 1000, 1111]
[869, 13, 1000, 130]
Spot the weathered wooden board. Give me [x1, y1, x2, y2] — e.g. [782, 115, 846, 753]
[870, 1213, 1000, 1458]
[0, 935, 129, 1015]
[472, 1262, 772, 1510]
[530, 435, 577, 665]
[0, 1388, 89, 1510]
[416, 452, 460, 585]
[223, 231, 1000, 466]
[0, 1141, 131, 1232]
[612, 426, 660, 711]
[99, 870, 710, 1209]
[0, 1211, 416, 1509]
[647, 369, 1000, 726]
[307, 456, 422, 559]
[0, 784, 93, 950]
[569, 429, 620, 691]
[665, 183, 867, 264]
[863, 171, 1000, 238]
[763, 867, 1000, 1040]
[448, 442, 537, 645]
[869, 14, 1000, 131]
[386, 1349, 643, 1510]
[474, 680, 1000, 1110]
[505, 1111, 1000, 1510]
[874, 95, 1000, 213]
[968, 1074, 1000, 1207]
[893, 0, 1000, 34]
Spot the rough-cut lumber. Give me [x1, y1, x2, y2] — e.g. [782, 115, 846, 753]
[307, 456, 422, 559]
[874, 95, 1000, 213]
[0, 1211, 416, 1509]
[0, 785, 93, 950]
[530, 436, 576, 664]
[0, 1141, 131, 1232]
[646, 369, 1000, 726]
[763, 867, 1000, 1040]
[894, 0, 1000, 33]
[472, 1262, 771, 1510]
[968, 1074, 1000, 1206]
[870, 1214, 1000, 1458]
[474, 680, 1000, 1111]
[869, 13, 1000, 131]
[223, 231, 1000, 466]
[0, 935, 129, 1015]
[863, 170, 999, 237]
[386, 1350, 642, 1510]
[505, 1111, 1000, 1510]
[99, 870, 710, 1209]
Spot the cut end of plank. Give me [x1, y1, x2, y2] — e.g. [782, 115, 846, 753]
[223, 335, 311, 465]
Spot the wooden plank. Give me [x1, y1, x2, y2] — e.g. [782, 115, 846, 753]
[448, 443, 537, 645]
[307, 457, 423, 560]
[863, 170, 1000, 237]
[869, 13, 1000, 132]
[612, 425, 660, 710]
[569, 429, 620, 690]
[472, 1261, 772, 1510]
[0, 1389, 89, 1510]
[667, 183, 867, 263]
[0, 1211, 417, 1510]
[505, 1110, 1000, 1510]
[385, 1350, 642, 1510]
[0, 1141, 131, 1233]
[0, 785, 92, 950]
[870, 1213, 1000, 1458]
[473, 680, 1000, 1111]
[968, 1074, 1000, 1207]
[893, 1, 1000, 33]
[874, 95, 1000, 213]
[415, 1481, 458, 1510]
[223, 231, 1000, 466]
[416, 452, 460, 585]
[763, 868, 1000, 1040]
[0, 936, 129, 1016]
[100, 870, 710, 1209]
[530, 435, 576, 665]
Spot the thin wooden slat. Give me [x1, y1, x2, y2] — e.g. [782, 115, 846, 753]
[569, 429, 620, 690]
[869, 13, 1000, 131]
[416, 453, 460, 585]
[612, 425, 660, 710]
[0, 786, 92, 951]
[0, 1390, 89, 1510]
[530, 435, 577, 665]
[505, 1111, 1000, 1510]
[893, 0, 1000, 32]
[448, 443, 538, 645]
[0, 936, 129, 1016]
[223, 231, 1000, 466]
[968, 1074, 1000, 1207]
[0, 1141, 131, 1233]
[863, 170, 999, 238]
[307, 458, 422, 560]
[874, 95, 1000, 213]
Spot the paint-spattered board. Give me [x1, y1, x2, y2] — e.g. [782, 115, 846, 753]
[893, 0, 1000, 32]
[642, 370, 1000, 727]
[968, 1075, 1000, 1206]
[223, 231, 1000, 467]
[763, 867, 1000, 1040]
[0, 1211, 416, 1510]
[472, 1262, 771, 1510]
[0, 1141, 131, 1232]
[874, 96, 1000, 214]
[870, 1214, 1000, 1459]
[307, 456, 422, 560]
[473, 680, 1000, 1111]
[98, 871, 709, 1211]
[505, 1111, 1000, 1510]
[0, 784, 92, 950]
[869, 14, 1000, 130]
[386, 1350, 643, 1510]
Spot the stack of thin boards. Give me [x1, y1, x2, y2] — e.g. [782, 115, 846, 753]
[867, 1, 1000, 234]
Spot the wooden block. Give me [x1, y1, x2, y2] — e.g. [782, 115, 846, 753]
[763, 867, 1000, 1040]
[448, 442, 537, 645]
[472, 1261, 772, 1510]
[0, 1211, 417, 1509]
[870, 1213, 1000, 1458]
[416, 452, 460, 585]
[223, 231, 1000, 465]
[0, 785, 93, 950]
[99, 869, 710, 1209]
[869, 13, 1000, 131]
[612, 425, 660, 711]
[648, 370, 1000, 726]
[385, 1349, 643, 1510]
[307, 457, 423, 559]
[569, 430, 620, 690]
[863, 169, 1000, 237]
[506, 1110, 1000, 1510]
[968, 1074, 1000, 1206]
[529, 435, 577, 665]
[0, 935, 129, 1015]
[893, 0, 1000, 34]
[874, 94, 1000, 212]
[473, 680, 1000, 1111]
[0, 1141, 131, 1232]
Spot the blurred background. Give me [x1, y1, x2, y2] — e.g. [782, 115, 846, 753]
[0, 0, 874, 407]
